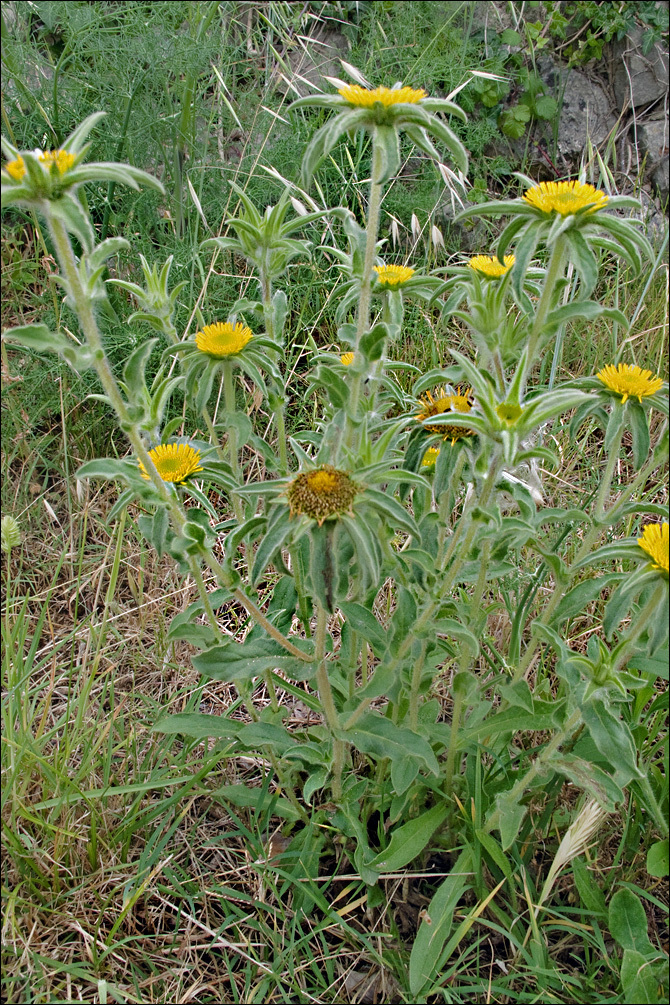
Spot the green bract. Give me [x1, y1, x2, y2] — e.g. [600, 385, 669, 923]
[455, 175, 653, 299]
[289, 82, 468, 187]
[1, 114, 163, 252]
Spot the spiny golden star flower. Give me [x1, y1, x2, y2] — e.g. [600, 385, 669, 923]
[195, 322, 253, 358]
[338, 85, 427, 108]
[39, 149, 76, 174]
[341, 352, 355, 365]
[139, 443, 203, 483]
[5, 156, 25, 181]
[374, 264, 415, 287]
[637, 522, 669, 575]
[287, 466, 359, 525]
[468, 254, 515, 277]
[596, 363, 663, 404]
[416, 387, 474, 443]
[422, 446, 440, 466]
[523, 181, 609, 217]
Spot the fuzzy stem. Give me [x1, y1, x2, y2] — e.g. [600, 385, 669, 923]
[347, 138, 384, 424]
[409, 641, 427, 732]
[261, 278, 288, 474]
[610, 580, 667, 676]
[315, 603, 344, 800]
[522, 234, 568, 394]
[444, 689, 465, 795]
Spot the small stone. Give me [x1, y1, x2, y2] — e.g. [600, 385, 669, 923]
[612, 27, 669, 110]
[651, 155, 669, 206]
[633, 117, 669, 169]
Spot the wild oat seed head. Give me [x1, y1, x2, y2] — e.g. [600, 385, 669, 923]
[341, 352, 355, 366]
[1, 515, 21, 554]
[139, 443, 203, 484]
[596, 363, 663, 404]
[338, 85, 427, 108]
[374, 264, 416, 287]
[287, 466, 359, 525]
[416, 388, 474, 443]
[39, 149, 76, 174]
[5, 156, 26, 181]
[195, 321, 253, 358]
[637, 522, 669, 575]
[523, 181, 609, 216]
[468, 254, 515, 277]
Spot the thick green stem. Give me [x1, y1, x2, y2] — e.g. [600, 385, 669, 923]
[522, 234, 568, 395]
[315, 604, 344, 800]
[347, 139, 384, 425]
[261, 279, 288, 474]
[201, 404, 227, 463]
[223, 360, 245, 522]
[594, 422, 624, 520]
[611, 580, 667, 676]
[513, 422, 626, 682]
[409, 641, 427, 732]
[444, 690, 464, 795]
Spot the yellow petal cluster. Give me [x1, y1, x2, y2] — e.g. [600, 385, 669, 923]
[416, 388, 474, 444]
[5, 156, 26, 181]
[637, 522, 669, 575]
[468, 254, 515, 278]
[338, 85, 427, 108]
[340, 352, 355, 366]
[139, 443, 203, 484]
[596, 363, 663, 404]
[523, 181, 609, 217]
[195, 322, 253, 358]
[39, 149, 76, 174]
[374, 264, 415, 287]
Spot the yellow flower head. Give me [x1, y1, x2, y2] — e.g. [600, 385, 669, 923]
[416, 387, 474, 443]
[637, 522, 669, 575]
[523, 181, 609, 217]
[422, 446, 440, 467]
[341, 352, 355, 366]
[374, 264, 415, 287]
[468, 254, 515, 278]
[338, 85, 427, 108]
[195, 322, 253, 358]
[5, 156, 26, 181]
[39, 149, 76, 174]
[287, 465, 359, 525]
[139, 443, 203, 484]
[596, 363, 663, 404]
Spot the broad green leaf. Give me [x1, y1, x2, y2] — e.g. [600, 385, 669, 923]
[646, 840, 669, 878]
[551, 754, 623, 811]
[192, 638, 315, 683]
[620, 950, 662, 1004]
[343, 712, 440, 793]
[235, 721, 296, 754]
[211, 784, 301, 821]
[609, 888, 656, 955]
[409, 849, 473, 995]
[151, 712, 240, 739]
[494, 789, 528, 851]
[581, 699, 644, 787]
[367, 805, 448, 873]
[338, 601, 387, 655]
